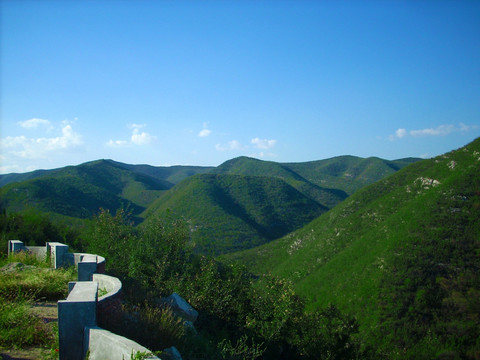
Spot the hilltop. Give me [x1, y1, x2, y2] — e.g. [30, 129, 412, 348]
[221, 138, 480, 357]
[0, 155, 419, 254]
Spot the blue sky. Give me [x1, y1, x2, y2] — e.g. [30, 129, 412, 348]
[1, 0, 479, 174]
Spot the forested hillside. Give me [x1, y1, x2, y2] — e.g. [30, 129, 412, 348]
[0, 155, 417, 254]
[0, 160, 169, 221]
[143, 173, 326, 254]
[222, 138, 480, 358]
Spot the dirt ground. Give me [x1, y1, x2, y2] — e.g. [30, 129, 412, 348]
[0, 301, 58, 360]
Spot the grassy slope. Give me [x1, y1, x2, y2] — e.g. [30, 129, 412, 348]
[144, 173, 326, 255]
[223, 138, 480, 338]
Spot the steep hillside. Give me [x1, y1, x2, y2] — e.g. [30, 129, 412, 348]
[0, 160, 169, 220]
[223, 138, 480, 357]
[144, 173, 326, 255]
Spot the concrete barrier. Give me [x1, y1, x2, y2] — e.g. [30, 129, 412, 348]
[7, 240, 173, 359]
[58, 281, 98, 360]
[85, 326, 160, 360]
[93, 273, 123, 329]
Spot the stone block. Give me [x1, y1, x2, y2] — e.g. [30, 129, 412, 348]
[85, 326, 160, 360]
[161, 292, 198, 323]
[58, 281, 98, 360]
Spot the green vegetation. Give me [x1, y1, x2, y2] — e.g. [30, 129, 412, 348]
[86, 209, 365, 359]
[0, 208, 86, 255]
[2, 143, 476, 358]
[224, 138, 480, 358]
[0, 155, 416, 256]
[213, 155, 418, 197]
[144, 174, 327, 255]
[0, 160, 168, 222]
[0, 252, 75, 351]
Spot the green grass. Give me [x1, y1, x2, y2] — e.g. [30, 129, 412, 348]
[223, 137, 480, 357]
[0, 252, 76, 350]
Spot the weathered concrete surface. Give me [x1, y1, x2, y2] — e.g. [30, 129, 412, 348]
[58, 281, 98, 360]
[85, 326, 160, 360]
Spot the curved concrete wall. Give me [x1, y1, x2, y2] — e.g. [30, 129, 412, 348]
[7, 240, 161, 360]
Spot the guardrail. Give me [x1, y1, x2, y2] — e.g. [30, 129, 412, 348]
[7, 240, 162, 360]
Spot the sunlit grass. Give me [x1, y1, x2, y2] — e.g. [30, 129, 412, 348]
[0, 251, 75, 350]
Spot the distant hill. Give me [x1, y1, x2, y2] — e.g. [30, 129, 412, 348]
[105, 160, 214, 186]
[143, 173, 327, 255]
[0, 154, 420, 255]
[211, 156, 348, 209]
[0, 160, 169, 220]
[0, 159, 213, 188]
[221, 138, 480, 357]
[282, 155, 420, 195]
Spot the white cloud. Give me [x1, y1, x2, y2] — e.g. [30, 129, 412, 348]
[198, 122, 212, 137]
[251, 137, 277, 149]
[198, 129, 212, 137]
[107, 124, 156, 147]
[1, 123, 83, 159]
[215, 140, 243, 151]
[396, 128, 407, 138]
[410, 124, 455, 137]
[18, 118, 52, 130]
[389, 123, 478, 141]
[131, 128, 156, 145]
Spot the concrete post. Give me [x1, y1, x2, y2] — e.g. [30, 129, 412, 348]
[47, 242, 69, 268]
[8, 240, 25, 255]
[58, 281, 98, 360]
[78, 255, 98, 281]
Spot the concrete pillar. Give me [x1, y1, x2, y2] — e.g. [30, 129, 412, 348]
[8, 240, 24, 255]
[58, 281, 98, 360]
[47, 242, 69, 268]
[78, 255, 98, 281]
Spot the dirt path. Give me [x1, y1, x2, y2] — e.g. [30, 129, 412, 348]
[0, 301, 58, 360]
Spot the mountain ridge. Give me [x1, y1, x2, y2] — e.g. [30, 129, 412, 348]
[220, 137, 480, 357]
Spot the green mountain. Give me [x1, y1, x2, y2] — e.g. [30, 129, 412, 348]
[1, 155, 419, 255]
[221, 138, 480, 357]
[104, 160, 214, 186]
[211, 155, 419, 208]
[0, 160, 213, 188]
[283, 155, 420, 195]
[211, 156, 347, 209]
[143, 173, 327, 255]
[0, 160, 169, 220]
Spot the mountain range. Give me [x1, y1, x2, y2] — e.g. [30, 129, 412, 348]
[0, 155, 417, 254]
[1, 138, 478, 357]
